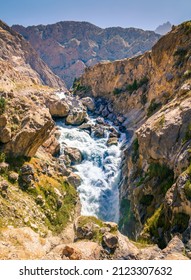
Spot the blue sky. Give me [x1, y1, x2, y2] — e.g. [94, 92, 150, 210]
[0, 0, 191, 30]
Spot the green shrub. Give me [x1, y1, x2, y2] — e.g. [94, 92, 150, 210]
[126, 77, 149, 94]
[173, 47, 188, 68]
[131, 138, 139, 163]
[183, 70, 191, 79]
[183, 123, 191, 143]
[147, 99, 162, 117]
[144, 206, 163, 237]
[113, 87, 123, 95]
[73, 78, 91, 94]
[148, 163, 172, 181]
[184, 180, 191, 200]
[172, 212, 190, 233]
[140, 93, 148, 105]
[148, 163, 174, 194]
[0, 152, 6, 163]
[140, 194, 154, 206]
[126, 80, 138, 93]
[0, 97, 6, 115]
[174, 48, 187, 58]
[118, 198, 131, 229]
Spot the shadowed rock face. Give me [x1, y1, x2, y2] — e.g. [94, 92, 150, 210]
[12, 21, 161, 88]
[0, 20, 66, 92]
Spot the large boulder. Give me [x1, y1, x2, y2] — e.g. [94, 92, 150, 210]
[103, 233, 118, 249]
[66, 108, 87, 125]
[81, 97, 95, 111]
[4, 109, 54, 157]
[64, 147, 83, 165]
[0, 115, 7, 127]
[92, 125, 105, 138]
[42, 128, 60, 156]
[46, 96, 70, 117]
[67, 172, 81, 188]
[0, 127, 11, 143]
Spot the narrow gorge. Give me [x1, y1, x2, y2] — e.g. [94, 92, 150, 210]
[0, 19, 191, 260]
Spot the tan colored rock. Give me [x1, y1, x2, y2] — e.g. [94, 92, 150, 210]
[81, 97, 95, 111]
[8, 171, 19, 183]
[67, 172, 81, 188]
[103, 233, 118, 249]
[66, 108, 87, 125]
[61, 245, 82, 260]
[0, 115, 7, 127]
[64, 146, 83, 165]
[0, 127, 11, 143]
[5, 109, 54, 157]
[137, 97, 191, 173]
[43, 133, 60, 156]
[0, 20, 66, 93]
[0, 162, 9, 173]
[107, 137, 118, 146]
[13, 22, 160, 88]
[0, 227, 51, 260]
[46, 97, 70, 117]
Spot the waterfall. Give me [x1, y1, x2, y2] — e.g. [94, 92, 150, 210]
[56, 94, 125, 223]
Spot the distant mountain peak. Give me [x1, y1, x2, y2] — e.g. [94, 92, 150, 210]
[155, 21, 172, 35]
[13, 21, 160, 88]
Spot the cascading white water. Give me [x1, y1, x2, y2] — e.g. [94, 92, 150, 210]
[56, 93, 125, 223]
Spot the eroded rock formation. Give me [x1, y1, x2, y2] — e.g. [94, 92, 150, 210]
[13, 21, 160, 88]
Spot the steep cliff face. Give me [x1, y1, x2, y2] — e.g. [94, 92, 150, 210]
[75, 21, 191, 252]
[13, 21, 160, 88]
[0, 20, 66, 92]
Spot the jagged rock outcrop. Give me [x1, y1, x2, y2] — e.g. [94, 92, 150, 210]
[0, 92, 54, 157]
[13, 21, 160, 87]
[46, 95, 70, 117]
[0, 20, 66, 92]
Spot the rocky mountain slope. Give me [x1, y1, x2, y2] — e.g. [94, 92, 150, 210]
[0, 20, 190, 260]
[0, 20, 66, 93]
[74, 21, 191, 256]
[13, 21, 161, 88]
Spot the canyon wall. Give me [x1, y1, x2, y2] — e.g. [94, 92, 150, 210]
[75, 21, 191, 252]
[0, 20, 66, 93]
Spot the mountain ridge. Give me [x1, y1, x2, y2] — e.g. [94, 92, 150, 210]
[13, 21, 161, 87]
[0, 19, 66, 92]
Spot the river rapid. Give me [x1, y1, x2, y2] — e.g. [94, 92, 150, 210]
[56, 93, 126, 223]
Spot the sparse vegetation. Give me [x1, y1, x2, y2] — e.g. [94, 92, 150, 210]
[0, 152, 6, 163]
[73, 78, 91, 94]
[183, 70, 191, 80]
[183, 123, 191, 144]
[76, 216, 117, 244]
[144, 206, 163, 238]
[131, 138, 139, 163]
[148, 163, 174, 194]
[140, 195, 154, 206]
[147, 99, 162, 117]
[181, 21, 191, 35]
[0, 97, 6, 114]
[184, 180, 191, 200]
[113, 87, 124, 95]
[126, 76, 149, 94]
[172, 212, 190, 233]
[173, 47, 188, 68]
